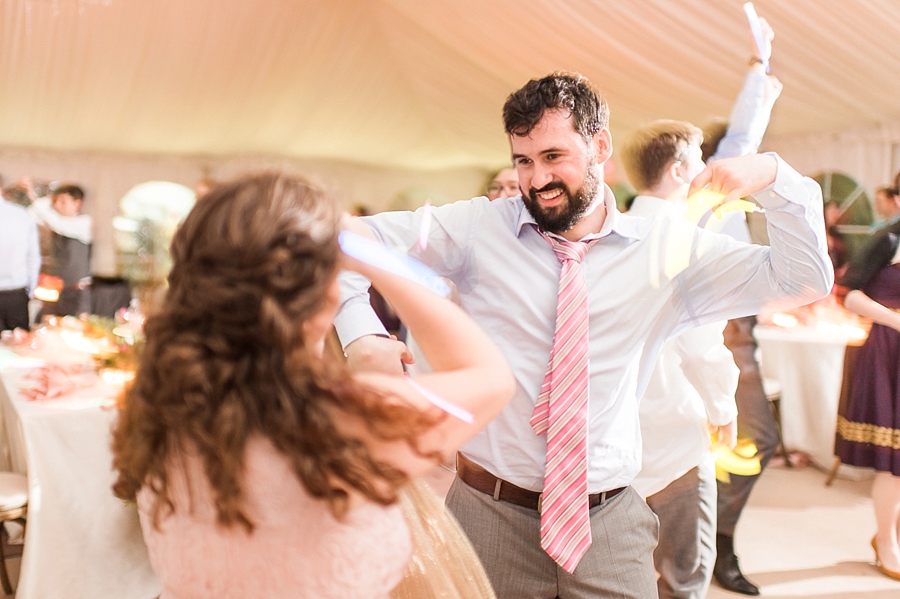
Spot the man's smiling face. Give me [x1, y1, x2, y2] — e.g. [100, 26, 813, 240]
[511, 108, 602, 233]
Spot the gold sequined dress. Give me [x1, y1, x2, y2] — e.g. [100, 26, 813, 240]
[391, 479, 496, 599]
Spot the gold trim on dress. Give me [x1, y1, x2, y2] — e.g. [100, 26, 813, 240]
[837, 416, 900, 450]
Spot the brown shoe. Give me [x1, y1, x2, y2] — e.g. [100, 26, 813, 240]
[872, 536, 900, 581]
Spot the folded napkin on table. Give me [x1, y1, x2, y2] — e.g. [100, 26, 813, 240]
[19, 365, 98, 401]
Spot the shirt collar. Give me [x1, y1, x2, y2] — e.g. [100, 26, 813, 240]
[514, 184, 641, 241]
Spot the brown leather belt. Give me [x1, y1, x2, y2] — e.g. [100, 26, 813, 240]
[456, 453, 625, 512]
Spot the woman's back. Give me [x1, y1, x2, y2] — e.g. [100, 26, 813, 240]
[138, 436, 412, 599]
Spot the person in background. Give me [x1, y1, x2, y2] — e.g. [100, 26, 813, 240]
[824, 201, 848, 277]
[697, 16, 783, 596]
[622, 120, 739, 599]
[834, 220, 900, 581]
[335, 71, 832, 598]
[0, 174, 41, 331]
[484, 167, 520, 200]
[112, 172, 514, 599]
[873, 186, 900, 228]
[24, 181, 93, 317]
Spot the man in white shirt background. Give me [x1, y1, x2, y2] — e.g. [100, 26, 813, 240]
[697, 18, 787, 595]
[24, 181, 93, 317]
[623, 120, 739, 599]
[0, 173, 41, 331]
[619, 16, 783, 595]
[335, 72, 832, 598]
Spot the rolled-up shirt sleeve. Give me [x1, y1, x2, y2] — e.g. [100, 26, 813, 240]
[335, 200, 478, 349]
[334, 271, 391, 348]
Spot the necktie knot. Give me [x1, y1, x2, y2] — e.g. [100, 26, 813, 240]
[539, 231, 594, 263]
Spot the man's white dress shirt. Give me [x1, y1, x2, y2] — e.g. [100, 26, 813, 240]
[335, 155, 832, 493]
[627, 196, 739, 498]
[0, 200, 41, 295]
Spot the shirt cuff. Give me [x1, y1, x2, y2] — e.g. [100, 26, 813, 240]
[332, 302, 390, 350]
[750, 152, 810, 211]
[706, 401, 739, 427]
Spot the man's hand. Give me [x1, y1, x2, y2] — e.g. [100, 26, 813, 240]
[689, 153, 778, 205]
[765, 75, 783, 105]
[710, 419, 738, 450]
[345, 334, 413, 375]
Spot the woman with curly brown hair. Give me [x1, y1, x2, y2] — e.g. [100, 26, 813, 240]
[111, 172, 514, 599]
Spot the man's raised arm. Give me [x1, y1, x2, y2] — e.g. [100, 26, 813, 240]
[334, 201, 476, 374]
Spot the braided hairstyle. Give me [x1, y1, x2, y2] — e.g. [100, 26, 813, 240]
[112, 172, 436, 531]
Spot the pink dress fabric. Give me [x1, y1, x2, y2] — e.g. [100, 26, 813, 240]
[137, 436, 413, 599]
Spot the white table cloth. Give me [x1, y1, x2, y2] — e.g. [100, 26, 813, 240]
[754, 324, 864, 470]
[0, 354, 159, 599]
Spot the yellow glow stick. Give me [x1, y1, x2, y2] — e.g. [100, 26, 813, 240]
[711, 436, 761, 483]
[684, 188, 726, 225]
[684, 189, 763, 224]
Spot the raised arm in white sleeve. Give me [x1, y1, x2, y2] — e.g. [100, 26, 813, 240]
[334, 200, 479, 350]
[27, 198, 93, 244]
[710, 68, 781, 164]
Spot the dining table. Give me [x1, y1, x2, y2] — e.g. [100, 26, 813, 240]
[754, 316, 868, 473]
[0, 338, 159, 599]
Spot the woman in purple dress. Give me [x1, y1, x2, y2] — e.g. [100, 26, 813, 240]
[836, 223, 900, 580]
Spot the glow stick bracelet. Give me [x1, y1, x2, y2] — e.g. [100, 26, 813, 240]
[405, 374, 474, 423]
[743, 3, 770, 73]
[339, 231, 451, 297]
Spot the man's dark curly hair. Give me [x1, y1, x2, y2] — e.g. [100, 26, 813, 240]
[502, 71, 609, 141]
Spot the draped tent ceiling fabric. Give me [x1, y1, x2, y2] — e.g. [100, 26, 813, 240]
[2, 0, 900, 173]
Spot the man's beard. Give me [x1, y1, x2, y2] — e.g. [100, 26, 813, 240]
[523, 166, 601, 234]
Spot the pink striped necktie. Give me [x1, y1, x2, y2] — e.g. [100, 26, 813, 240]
[532, 230, 597, 573]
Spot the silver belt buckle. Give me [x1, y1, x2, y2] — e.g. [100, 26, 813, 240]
[537, 493, 543, 513]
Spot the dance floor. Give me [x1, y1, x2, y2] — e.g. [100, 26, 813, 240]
[705, 465, 899, 598]
[0, 463, 895, 598]
[428, 462, 900, 599]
